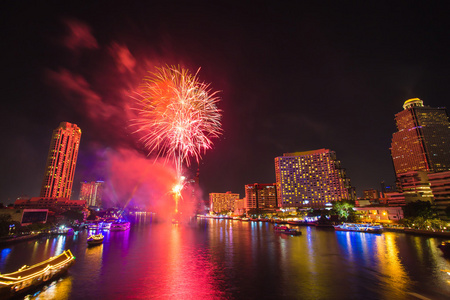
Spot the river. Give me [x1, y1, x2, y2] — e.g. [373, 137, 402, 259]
[1, 215, 449, 299]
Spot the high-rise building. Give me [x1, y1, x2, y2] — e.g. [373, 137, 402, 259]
[245, 183, 278, 210]
[79, 181, 104, 207]
[390, 98, 450, 175]
[40, 122, 82, 199]
[274, 149, 355, 209]
[209, 191, 239, 214]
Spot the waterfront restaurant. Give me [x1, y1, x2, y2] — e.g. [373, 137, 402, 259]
[353, 206, 404, 223]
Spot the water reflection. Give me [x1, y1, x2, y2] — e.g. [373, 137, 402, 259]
[31, 277, 73, 300]
[1, 219, 449, 300]
[375, 233, 411, 298]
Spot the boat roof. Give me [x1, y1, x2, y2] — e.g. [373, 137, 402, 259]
[0, 250, 74, 281]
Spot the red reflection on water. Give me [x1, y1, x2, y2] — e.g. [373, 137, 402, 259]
[131, 224, 227, 299]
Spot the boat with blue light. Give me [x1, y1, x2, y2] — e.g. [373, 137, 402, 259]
[334, 223, 383, 233]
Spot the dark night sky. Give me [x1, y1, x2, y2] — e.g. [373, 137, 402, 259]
[1, 1, 450, 204]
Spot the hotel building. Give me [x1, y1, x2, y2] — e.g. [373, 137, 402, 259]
[245, 183, 278, 210]
[209, 191, 239, 214]
[390, 98, 450, 175]
[40, 122, 82, 199]
[274, 149, 355, 209]
[79, 181, 104, 207]
[390, 99, 450, 218]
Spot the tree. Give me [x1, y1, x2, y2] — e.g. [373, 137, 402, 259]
[403, 201, 435, 219]
[332, 200, 355, 221]
[62, 210, 84, 223]
[87, 209, 98, 221]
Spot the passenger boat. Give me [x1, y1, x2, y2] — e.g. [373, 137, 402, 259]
[438, 241, 450, 256]
[334, 223, 383, 233]
[87, 234, 104, 246]
[273, 225, 302, 235]
[110, 220, 130, 231]
[287, 220, 303, 225]
[0, 250, 75, 299]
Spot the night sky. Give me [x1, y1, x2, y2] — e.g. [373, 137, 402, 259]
[1, 1, 450, 204]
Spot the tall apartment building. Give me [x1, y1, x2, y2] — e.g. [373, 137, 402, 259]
[245, 183, 278, 210]
[209, 191, 239, 214]
[391, 98, 450, 175]
[79, 181, 104, 207]
[274, 149, 355, 209]
[40, 122, 82, 199]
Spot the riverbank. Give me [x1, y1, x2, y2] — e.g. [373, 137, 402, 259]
[0, 233, 42, 245]
[384, 227, 450, 237]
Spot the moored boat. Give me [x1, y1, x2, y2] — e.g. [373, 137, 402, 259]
[334, 223, 383, 233]
[110, 220, 130, 231]
[87, 234, 104, 246]
[0, 250, 75, 299]
[438, 241, 450, 256]
[287, 220, 303, 225]
[273, 225, 302, 235]
[240, 217, 250, 222]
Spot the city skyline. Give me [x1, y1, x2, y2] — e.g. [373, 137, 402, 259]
[2, 2, 450, 203]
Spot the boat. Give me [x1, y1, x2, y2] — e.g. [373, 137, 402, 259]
[0, 250, 75, 299]
[240, 217, 250, 222]
[50, 226, 74, 235]
[334, 223, 383, 233]
[273, 225, 302, 236]
[438, 241, 450, 256]
[87, 234, 104, 246]
[275, 220, 288, 225]
[287, 220, 303, 225]
[110, 220, 131, 231]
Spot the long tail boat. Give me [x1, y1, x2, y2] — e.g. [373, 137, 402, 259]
[0, 250, 75, 299]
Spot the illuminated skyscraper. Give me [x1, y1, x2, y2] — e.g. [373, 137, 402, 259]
[79, 181, 104, 207]
[274, 149, 355, 209]
[245, 183, 278, 210]
[390, 98, 450, 175]
[40, 122, 81, 199]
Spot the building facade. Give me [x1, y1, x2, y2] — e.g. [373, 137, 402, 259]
[234, 198, 246, 215]
[391, 98, 450, 175]
[274, 149, 355, 209]
[79, 181, 104, 207]
[209, 191, 239, 214]
[14, 197, 86, 211]
[354, 206, 404, 223]
[244, 183, 278, 210]
[363, 189, 380, 200]
[40, 122, 82, 199]
[428, 171, 450, 219]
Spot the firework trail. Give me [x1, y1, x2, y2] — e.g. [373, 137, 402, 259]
[133, 65, 222, 212]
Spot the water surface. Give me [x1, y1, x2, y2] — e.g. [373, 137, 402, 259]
[1, 216, 449, 299]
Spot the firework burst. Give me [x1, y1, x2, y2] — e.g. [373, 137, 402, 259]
[133, 65, 222, 212]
